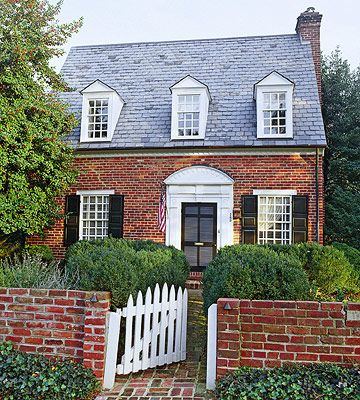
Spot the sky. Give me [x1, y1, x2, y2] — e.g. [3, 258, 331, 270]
[51, 0, 360, 71]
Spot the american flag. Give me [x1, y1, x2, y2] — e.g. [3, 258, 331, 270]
[158, 186, 166, 233]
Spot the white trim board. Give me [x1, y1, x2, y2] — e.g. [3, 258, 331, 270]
[76, 190, 115, 195]
[253, 189, 297, 196]
[75, 147, 325, 159]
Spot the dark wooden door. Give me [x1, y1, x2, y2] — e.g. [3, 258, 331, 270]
[181, 203, 217, 272]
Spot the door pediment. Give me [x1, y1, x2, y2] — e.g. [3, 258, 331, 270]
[164, 166, 234, 186]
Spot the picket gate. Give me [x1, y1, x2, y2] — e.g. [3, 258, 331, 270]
[103, 283, 188, 389]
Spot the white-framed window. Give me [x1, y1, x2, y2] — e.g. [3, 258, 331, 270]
[258, 195, 292, 244]
[87, 98, 109, 139]
[170, 75, 210, 140]
[254, 71, 294, 139]
[80, 80, 124, 143]
[177, 94, 200, 137]
[263, 92, 287, 136]
[77, 190, 114, 241]
[253, 189, 297, 245]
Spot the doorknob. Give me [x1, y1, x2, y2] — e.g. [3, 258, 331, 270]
[194, 242, 204, 246]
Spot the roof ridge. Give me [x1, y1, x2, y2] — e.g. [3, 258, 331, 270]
[70, 33, 299, 50]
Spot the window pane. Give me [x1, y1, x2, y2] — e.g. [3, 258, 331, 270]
[177, 95, 201, 137]
[81, 195, 109, 240]
[88, 98, 109, 139]
[263, 92, 287, 136]
[258, 196, 292, 245]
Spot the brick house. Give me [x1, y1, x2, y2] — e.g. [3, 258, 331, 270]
[30, 8, 325, 276]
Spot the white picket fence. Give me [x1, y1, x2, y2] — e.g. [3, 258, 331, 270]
[104, 283, 188, 389]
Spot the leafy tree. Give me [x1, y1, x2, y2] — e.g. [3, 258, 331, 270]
[0, 1, 82, 243]
[322, 49, 360, 249]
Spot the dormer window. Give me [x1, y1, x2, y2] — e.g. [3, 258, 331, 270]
[88, 98, 109, 139]
[178, 94, 200, 137]
[263, 92, 287, 136]
[170, 75, 210, 140]
[254, 71, 294, 139]
[80, 80, 124, 143]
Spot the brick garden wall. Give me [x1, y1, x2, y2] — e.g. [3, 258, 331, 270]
[216, 298, 360, 378]
[0, 287, 111, 379]
[28, 153, 324, 259]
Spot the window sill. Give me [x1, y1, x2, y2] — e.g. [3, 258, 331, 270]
[79, 138, 113, 143]
[256, 135, 294, 140]
[170, 136, 205, 141]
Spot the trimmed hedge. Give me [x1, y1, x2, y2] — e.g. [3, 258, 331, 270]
[23, 244, 54, 263]
[216, 364, 360, 400]
[202, 245, 311, 310]
[266, 243, 359, 299]
[332, 242, 360, 283]
[0, 342, 100, 400]
[65, 238, 190, 308]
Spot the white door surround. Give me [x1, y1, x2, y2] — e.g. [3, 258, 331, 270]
[164, 166, 234, 251]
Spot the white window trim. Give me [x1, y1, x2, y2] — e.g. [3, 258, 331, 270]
[80, 81, 124, 143]
[253, 189, 297, 245]
[77, 190, 115, 241]
[253, 189, 297, 196]
[256, 86, 294, 139]
[171, 88, 209, 140]
[257, 194, 293, 245]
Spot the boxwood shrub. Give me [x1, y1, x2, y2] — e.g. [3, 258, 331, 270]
[265, 243, 359, 299]
[23, 244, 55, 263]
[202, 245, 311, 310]
[0, 342, 100, 400]
[332, 242, 360, 283]
[65, 238, 190, 308]
[216, 364, 360, 400]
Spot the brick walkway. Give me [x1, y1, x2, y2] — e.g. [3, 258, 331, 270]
[97, 289, 214, 400]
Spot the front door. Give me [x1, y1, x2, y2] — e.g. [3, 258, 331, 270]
[181, 203, 217, 272]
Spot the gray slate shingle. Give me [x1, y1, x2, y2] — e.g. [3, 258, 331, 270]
[60, 34, 326, 150]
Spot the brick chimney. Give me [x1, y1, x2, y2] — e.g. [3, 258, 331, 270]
[296, 7, 323, 101]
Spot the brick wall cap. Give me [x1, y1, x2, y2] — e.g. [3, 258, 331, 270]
[217, 298, 240, 307]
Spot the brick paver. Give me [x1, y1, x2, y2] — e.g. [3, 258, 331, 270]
[97, 289, 214, 400]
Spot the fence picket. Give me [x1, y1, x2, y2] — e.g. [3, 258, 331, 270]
[150, 284, 161, 367]
[174, 287, 183, 362]
[158, 283, 169, 365]
[180, 288, 188, 360]
[141, 287, 152, 370]
[122, 294, 135, 374]
[132, 291, 143, 372]
[106, 283, 188, 382]
[167, 285, 176, 364]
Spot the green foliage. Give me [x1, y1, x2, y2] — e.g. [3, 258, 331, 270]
[202, 245, 310, 310]
[65, 238, 190, 308]
[322, 49, 360, 249]
[0, 0, 82, 237]
[267, 243, 359, 299]
[0, 233, 20, 259]
[216, 364, 360, 400]
[24, 244, 54, 263]
[0, 341, 100, 400]
[332, 242, 360, 286]
[0, 253, 74, 289]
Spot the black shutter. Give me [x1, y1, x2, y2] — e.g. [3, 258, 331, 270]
[108, 195, 124, 238]
[292, 195, 308, 243]
[64, 195, 80, 246]
[241, 195, 258, 244]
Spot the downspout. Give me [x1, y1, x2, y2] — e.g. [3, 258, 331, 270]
[315, 148, 319, 243]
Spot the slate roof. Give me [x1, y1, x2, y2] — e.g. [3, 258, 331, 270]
[60, 34, 326, 150]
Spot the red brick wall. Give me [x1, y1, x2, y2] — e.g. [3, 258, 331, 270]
[0, 287, 111, 379]
[216, 299, 360, 378]
[28, 153, 324, 258]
